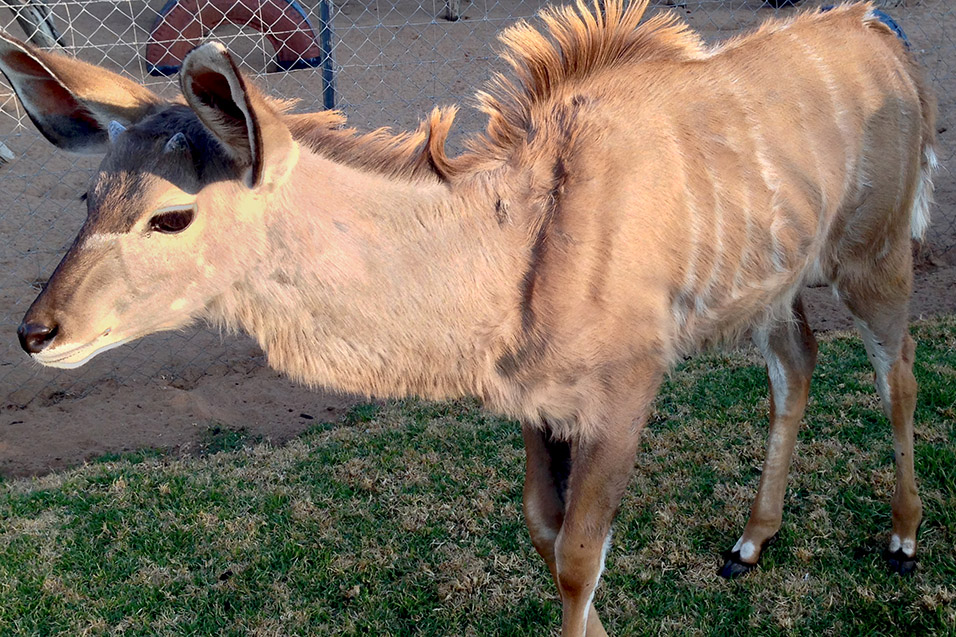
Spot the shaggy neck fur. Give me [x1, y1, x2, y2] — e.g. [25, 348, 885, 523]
[209, 148, 523, 400]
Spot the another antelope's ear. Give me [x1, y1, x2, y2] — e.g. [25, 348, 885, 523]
[180, 42, 294, 190]
[0, 31, 163, 153]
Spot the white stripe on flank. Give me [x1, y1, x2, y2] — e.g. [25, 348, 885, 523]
[731, 179, 754, 300]
[769, 209, 787, 273]
[742, 98, 779, 196]
[793, 35, 853, 203]
[681, 164, 701, 296]
[697, 164, 725, 319]
[741, 92, 786, 280]
[671, 138, 702, 332]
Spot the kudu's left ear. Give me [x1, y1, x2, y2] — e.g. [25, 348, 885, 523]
[0, 31, 164, 153]
[180, 42, 295, 190]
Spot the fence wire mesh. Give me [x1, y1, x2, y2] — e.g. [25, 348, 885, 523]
[0, 0, 953, 408]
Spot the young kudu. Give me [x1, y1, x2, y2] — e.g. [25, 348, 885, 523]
[3, 1, 935, 634]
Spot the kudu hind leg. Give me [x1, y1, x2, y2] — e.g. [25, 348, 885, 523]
[850, 308, 921, 574]
[720, 300, 817, 578]
[521, 424, 607, 637]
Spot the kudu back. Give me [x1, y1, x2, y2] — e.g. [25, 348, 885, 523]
[2, 1, 935, 634]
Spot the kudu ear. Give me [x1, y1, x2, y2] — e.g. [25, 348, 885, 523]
[180, 42, 294, 190]
[0, 31, 163, 153]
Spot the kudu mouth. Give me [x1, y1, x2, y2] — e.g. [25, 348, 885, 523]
[30, 331, 133, 369]
[17, 285, 124, 368]
[17, 315, 134, 368]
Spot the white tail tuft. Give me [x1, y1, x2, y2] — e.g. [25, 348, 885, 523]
[910, 145, 937, 241]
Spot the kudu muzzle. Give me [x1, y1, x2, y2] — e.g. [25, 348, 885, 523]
[17, 287, 60, 353]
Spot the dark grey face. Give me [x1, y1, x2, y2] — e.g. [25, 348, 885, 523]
[83, 105, 240, 235]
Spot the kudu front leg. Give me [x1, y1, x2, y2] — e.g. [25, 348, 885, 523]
[522, 423, 607, 637]
[553, 416, 645, 637]
[720, 301, 817, 578]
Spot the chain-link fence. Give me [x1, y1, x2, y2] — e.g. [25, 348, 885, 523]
[0, 0, 953, 408]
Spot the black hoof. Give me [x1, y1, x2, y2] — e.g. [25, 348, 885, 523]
[885, 549, 917, 576]
[718, 553, 756, 579]
[717, 533, 778, 579]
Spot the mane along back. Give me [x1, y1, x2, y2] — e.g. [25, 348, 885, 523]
[281, 0, 705, 178]
[466, 0, 705, 162]
[284, 106, 458, 182]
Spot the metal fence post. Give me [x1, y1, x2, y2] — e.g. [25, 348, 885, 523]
[318, 0, 335, 110]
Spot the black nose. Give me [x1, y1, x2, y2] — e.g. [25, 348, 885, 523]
[17, 321, 58, 354]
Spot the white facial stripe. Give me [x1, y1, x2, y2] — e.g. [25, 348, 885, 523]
[81, 232, 125, 250]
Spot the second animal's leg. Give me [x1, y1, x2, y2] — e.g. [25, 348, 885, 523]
[522, 423, 607, 637]
[719, 299, 818, 577]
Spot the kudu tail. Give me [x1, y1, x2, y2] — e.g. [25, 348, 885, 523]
[910, 38, 938, 242]
[911, 140, 938, 242]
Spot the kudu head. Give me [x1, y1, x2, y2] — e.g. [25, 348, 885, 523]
[0, 34, 299, 367]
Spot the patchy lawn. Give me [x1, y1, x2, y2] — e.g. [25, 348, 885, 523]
[2, 318, 954, 635]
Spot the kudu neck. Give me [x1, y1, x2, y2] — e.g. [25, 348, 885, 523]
[219, 149, 520, 400]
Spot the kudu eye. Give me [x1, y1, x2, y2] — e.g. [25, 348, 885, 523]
[148, 206, 195, 234]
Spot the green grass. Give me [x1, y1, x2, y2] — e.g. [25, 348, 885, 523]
[2, 317, 955, 636]
[199, 425, 261, 456]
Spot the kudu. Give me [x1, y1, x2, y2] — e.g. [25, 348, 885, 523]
[3, 1, 936, 634]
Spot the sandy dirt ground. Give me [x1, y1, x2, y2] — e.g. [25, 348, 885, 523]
[0, 0, 953, 477]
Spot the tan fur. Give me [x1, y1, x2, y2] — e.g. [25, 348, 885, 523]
[286, 105, 459, 182]
[8, 2, 936, 633]
[462, 0, 706, 168]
